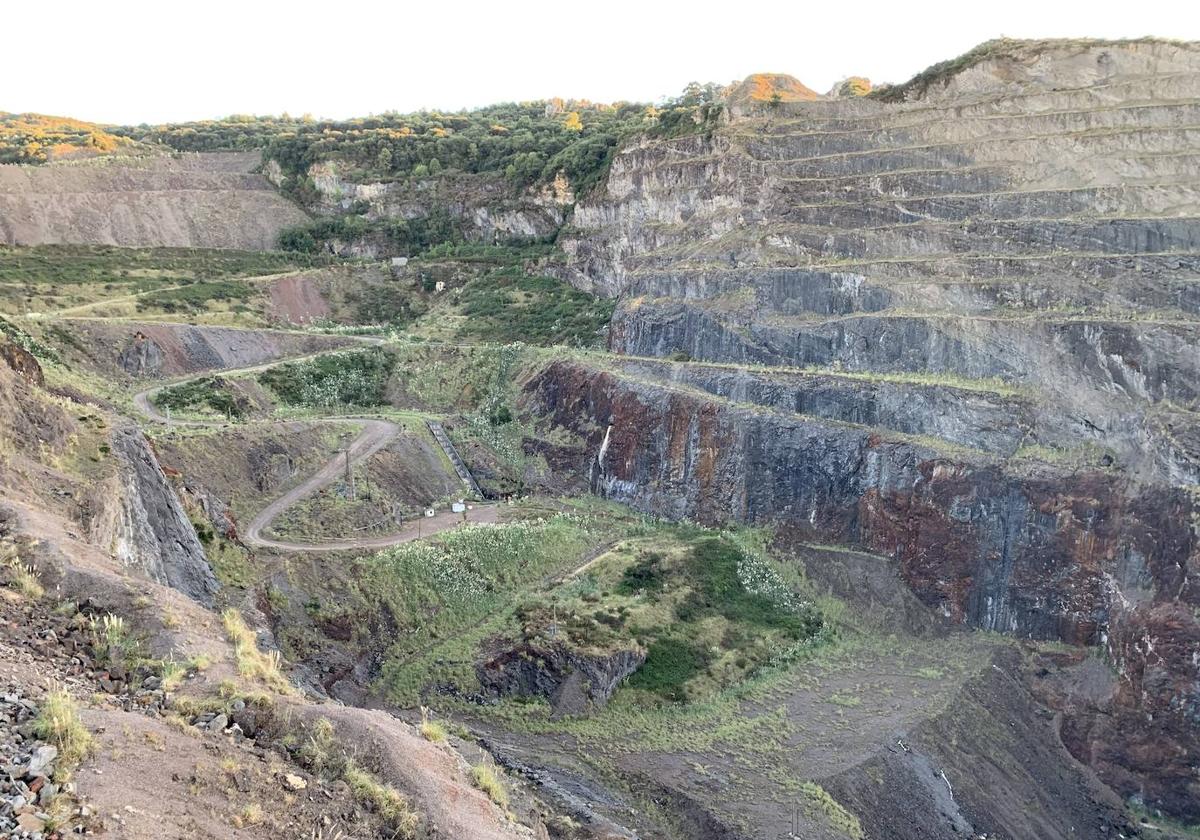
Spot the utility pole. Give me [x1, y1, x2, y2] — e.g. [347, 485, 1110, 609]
[342, 448, 356, 501]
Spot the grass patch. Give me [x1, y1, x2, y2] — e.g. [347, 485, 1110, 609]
[2, 542, 43, 599]
[343, 763, 420, 838]
[419, 708, 448, 743]
[470, 763, 510, 811]
[0, 245, 314, 287]
[136, 279, 251, 314]
[33, 690, 93, 774]
[221, 609, 294, 694]
[627, 637, 711, 698]
[801, 781, 864, 839]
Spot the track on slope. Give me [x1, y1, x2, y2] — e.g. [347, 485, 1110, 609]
[130, 338, 495, 552]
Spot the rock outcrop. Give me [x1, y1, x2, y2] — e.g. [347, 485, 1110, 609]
[477, 638, 645, 716]
[110, 425, 219, 607]
[539, 38, 1200, 821]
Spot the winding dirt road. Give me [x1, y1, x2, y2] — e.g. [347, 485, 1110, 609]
[131, 348, 495, 552]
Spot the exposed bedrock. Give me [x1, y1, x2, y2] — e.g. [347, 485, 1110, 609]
[521, 358, 1200, 816]
[476, 639, 645, 717]
[109, 425, 219, 606]
[614, 357, 1034, 455]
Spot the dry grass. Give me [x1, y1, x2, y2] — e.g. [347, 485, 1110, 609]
[471, 763, 509, 811]
[233, 802, 265, 827]
[343, 763, 420, 839]
[33, 689, 93, 774]
[418, 707, 448, 744]
[159, 659, 186, 691]
[221, 608, 294, 694]
[2, 542, 42, 600]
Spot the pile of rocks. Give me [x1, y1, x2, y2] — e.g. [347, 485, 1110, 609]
[0, 685, 88, 838]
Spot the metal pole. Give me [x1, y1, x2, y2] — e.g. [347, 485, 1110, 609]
[344, 449, 355, 501]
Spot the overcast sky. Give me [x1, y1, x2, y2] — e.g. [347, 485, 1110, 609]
[8, 0, 1200, 125]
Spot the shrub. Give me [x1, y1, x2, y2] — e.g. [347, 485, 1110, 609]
[627, 637, 710, 699]
[617, 552, 665, 595]
[259, 348, 395, 408]
[153, 377, 248, 419]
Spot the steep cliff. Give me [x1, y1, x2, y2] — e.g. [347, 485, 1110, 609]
[537, 38, 1200, 821]
[110, 425, 220, 607]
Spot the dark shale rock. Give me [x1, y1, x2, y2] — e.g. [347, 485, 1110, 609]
[110, 425, 219, 607]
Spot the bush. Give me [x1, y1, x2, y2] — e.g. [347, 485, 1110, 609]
[617, 552, 664, 595]
[259, 348, 395, 408]
[153, 377, 248, 419]
[627, 637, 711, 699]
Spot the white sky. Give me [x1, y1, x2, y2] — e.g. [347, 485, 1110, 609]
[7, 0, 1200, 125]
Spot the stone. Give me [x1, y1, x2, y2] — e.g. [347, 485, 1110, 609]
[283, 773, 307, 791]
[25, 746, 57, 778]
[16, 811, 45, 833]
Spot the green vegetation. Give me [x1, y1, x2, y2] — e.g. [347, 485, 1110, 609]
[299, 717, 420, 838]
[343, 764, 421, 838]
[33, 689, 94, 773]
[279, 207, 460, 256]
[1, 540, 42, 599]
[517, 534, 827, 703]
[0, 245, 320, 319]
[135, 279, 251, 314]
[116, 83, 728, 205]
[222, 608, 294, 694]
[0, 245, 314, 286]
[360, 513, 600, 704]
[0, 315, 60, 362]
[471, 763, 509, 810]
[259, 347, 395, 408]
[800, 781, 865, 839]
[455, 269, 614, 346]
[0, 112, 141, 164]
[154, 376, 248, 419]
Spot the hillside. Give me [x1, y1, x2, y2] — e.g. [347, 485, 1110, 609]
[0, 152, 310, 250]
[0, 112, 149, 164]
[1, 36, 1199, 840]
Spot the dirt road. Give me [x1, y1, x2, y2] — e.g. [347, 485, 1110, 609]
[130, 350, 492, 552]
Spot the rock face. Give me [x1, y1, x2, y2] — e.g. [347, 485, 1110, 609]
[117, 332, 166, 377]
[476, 638, 645, 716]
[299, 163, 567, 257]
[111, 425, 219, 607]
[538, 39, 1200, 820]
[0, 152, 310, 250]
[0, 338, 43, 386]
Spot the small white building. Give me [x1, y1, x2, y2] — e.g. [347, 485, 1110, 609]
[424, 508, 435, 518]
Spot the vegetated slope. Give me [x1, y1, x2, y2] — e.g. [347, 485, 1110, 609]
[0, 112, 150, 164]
[0, 151, 310, 249]
[543, 37, 1200, 827]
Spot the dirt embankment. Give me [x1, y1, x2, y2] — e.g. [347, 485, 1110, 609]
[0, 152, 309, 250]
[56, 320, 354, 380]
